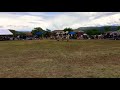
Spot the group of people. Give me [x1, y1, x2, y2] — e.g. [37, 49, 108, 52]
[0, 36, 12, 41]
[103, 32, 120, 40]
[52, 33, 120, 41]
[55, 34, 70, 41]
[0, 32, 120, 41]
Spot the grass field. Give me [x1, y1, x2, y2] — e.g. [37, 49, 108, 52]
[0, 39, 120, 78]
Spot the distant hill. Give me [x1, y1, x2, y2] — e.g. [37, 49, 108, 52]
[17, 30, 31, 33]
[76, 26, 120, 32]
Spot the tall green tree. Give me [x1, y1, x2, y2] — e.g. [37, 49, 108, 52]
[63, 27, 73, 33]
[46, 28, 51, 32]
[44, 29, 52, 37]
[31, 27, 45, 35]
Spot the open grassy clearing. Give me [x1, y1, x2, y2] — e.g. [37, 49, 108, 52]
[0, 40, 120, 78]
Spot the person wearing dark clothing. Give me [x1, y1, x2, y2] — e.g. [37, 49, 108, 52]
[113, 33, 118, 40]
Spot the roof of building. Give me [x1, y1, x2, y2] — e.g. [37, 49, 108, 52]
[25, 32, 33, 36]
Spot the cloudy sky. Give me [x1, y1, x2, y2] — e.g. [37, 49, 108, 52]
[0, 12, 120, 31]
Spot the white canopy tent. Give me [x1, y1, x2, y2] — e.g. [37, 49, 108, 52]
[0, 29, 13, 35]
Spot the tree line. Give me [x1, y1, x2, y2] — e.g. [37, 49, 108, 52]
[9, 26, 120, 37]
[9, 27, 74, 37]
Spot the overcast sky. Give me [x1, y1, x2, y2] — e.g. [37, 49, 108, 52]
[0, 12, 120, 31]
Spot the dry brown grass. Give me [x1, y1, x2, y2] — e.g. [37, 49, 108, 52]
[0, 40, 120, 78]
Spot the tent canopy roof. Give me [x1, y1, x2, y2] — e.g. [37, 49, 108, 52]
[69, 32, 76, 35]
[0, 29, 13, 35]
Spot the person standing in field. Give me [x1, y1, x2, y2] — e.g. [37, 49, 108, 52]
[66, 34, 70, 41]
[113, 33, 118, 40]
[56, 34, 60, 41]
[17, 35, 20, 40]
